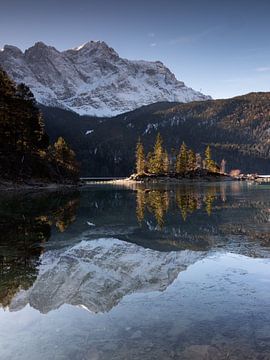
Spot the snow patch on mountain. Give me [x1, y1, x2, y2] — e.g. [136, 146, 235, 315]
[0, 41, 211, 117]
[85, 129, 94, 135]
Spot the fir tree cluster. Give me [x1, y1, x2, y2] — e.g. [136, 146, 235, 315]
[136, 133, 224, 176]
[0, 68, 79, 182]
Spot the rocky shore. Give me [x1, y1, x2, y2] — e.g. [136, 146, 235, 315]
[124, 169, 232, 183]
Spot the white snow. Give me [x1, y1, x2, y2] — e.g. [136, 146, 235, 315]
[0, 41, 211, 117]
[74, 43, 88, 51]
[9, 237, 204, 314]
[85, 130, 94, 135]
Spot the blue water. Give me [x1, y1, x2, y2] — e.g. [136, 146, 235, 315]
[0, 182, 269, 359]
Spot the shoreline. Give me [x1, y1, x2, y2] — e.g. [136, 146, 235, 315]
[1, 172, 266, 191]
[106, 172, 233, 185]
[0, 180, 80, 192]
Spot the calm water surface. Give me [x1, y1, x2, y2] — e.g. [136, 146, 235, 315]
[0, 182, 270, 359]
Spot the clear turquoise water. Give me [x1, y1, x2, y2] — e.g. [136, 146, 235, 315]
[0, 182, 269, 359]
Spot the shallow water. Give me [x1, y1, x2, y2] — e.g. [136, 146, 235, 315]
[0, 182, 269, 359]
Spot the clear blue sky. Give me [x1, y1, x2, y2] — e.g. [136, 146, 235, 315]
[1, 0, 270, 99]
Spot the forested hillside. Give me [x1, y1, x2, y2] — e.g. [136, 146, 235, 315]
[42, 92, 270, 176]
[0, 68, 79, 184]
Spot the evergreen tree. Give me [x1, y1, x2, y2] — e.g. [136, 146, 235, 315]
[205, 145, 212, 170]
[54, 137, 75, 164]
[16, 83, 36, 102]
[0, 68, 79, 183]
[204, 145, 219, 172]
[148, 133, 164, 174]
[176, 142, 188, 174]
[163, 150, 170, 173]
[187, 149, 196, 171]
[145, 151, 153, 173]
[196, 153, 202, 169]
[51, 137, 79, 179]
[135, 138, 145, 174]
[0, 68, 15, 98]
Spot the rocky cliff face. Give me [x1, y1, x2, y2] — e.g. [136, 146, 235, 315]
[0, 41, 210, 116]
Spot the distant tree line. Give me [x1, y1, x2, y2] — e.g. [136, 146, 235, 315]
[135, 133, 226, 176]
[42, 91, 270, 177]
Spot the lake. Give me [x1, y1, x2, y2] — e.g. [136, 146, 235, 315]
[0, 182, 269, 359]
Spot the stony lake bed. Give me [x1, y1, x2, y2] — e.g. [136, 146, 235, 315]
[0, 181, 270, 360]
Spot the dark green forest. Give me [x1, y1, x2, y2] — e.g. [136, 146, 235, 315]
[42, 93, 270, 177]
[0, 69, 79, 183]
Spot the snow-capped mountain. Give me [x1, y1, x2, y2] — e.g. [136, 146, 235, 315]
[0, 41, 211, 116]
[10, 238, 204, 313]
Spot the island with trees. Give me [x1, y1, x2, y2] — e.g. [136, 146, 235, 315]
[131, 133, 229, 182]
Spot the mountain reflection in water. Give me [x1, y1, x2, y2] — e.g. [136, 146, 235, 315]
[0, 182, 269, 312]
[0, 183, 270, 360]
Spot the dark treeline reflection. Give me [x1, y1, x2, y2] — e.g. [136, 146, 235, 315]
[136, 185, 221, 227]
[0, 191, 79, 308]
[0, 183, 270, 308]
[77, 182, 270, 254]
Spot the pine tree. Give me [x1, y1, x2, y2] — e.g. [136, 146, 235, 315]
[205, 145, 212, 170]
[52, 137, 79, 177]
[54, 137, 75, 164]
[0, 68, 15, 98]
[196, 153, 202, 169]
[0, 68, 79, 183]
[187, 149, 196, 171]
[163, 150, 170, 173]
[135, 138, 145, 174]
[148, 133, 164, 174]
[16, 83, 36, 103]
[204, 145, 219, 172]
[176, 142, 188, 174]
[145, 151, 153, 173]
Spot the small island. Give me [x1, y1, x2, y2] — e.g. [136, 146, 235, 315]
[128, 134, 230, 183]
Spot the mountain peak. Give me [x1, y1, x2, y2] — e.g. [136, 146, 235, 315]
[71, 40, 119, 58]
[74, 40, 106, 49]
[2, 45, 22, 56]
[33, 41, 48, 48]
[24, 42, 60, 57]
[0, 40, 211, 117]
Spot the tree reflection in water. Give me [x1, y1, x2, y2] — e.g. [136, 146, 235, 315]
[0, 191, 79, 308]
[136, 184, 221, 226]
